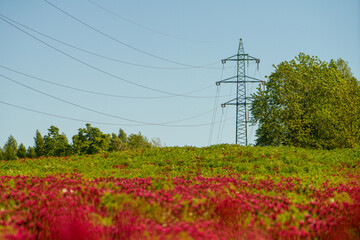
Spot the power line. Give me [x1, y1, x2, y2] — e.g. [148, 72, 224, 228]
[0, 14, 234, 99]
[218, 78, 234, 143]
[0, 100, 122, 126]
[0, 73, 225, 126]
[208, 65, 225, 145]
[0, 64, 168, 99]
[0, 15, 220, 99]
[208, 85, 221, 145]
[0, 64, 234, 99]
[87, 0, 222, 43]
[0, 14, 222, 70]
[216, 107, 225, 144]
[43, 0, 219, 68]
[0, 99, 234, 128]
[0, 73, 150, 125]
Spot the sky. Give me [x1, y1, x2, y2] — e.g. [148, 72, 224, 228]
[0, 0, 359, 148]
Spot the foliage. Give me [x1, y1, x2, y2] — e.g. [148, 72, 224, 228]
[43, 126, 72, 157]
[26, 146, 36, 158]
[72, 123, 111, 155]
[108, 133, 122, 152]
[150, 137, 162, 147]
[2, 124, 159, 159]
[34, 130, 45, 157]
[17, 143, 27, 159]
[128, 132, 151, 149]
[118, 128, 127, 144]
[251, 53, 360, 149]
[3, 135, 18, 160]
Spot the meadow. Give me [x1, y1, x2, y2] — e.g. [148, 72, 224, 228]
[0, 145, 359, 239]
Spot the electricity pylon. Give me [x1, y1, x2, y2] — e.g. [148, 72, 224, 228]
[216, 38, 262, 146]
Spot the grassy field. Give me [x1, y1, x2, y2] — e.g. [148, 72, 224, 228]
[0, 145, 359, 239]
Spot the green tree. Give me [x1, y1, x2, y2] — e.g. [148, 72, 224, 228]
[251, 53, 360, 149]
[3, 135, 18, 160]
[0, 147, 4, 160]
[34, 130, 45, 157]
[17, 143, 27, 159]
[150, 137, 162, 148]
[109, 133, 127, 152]
[128, 132, 151, 149]
[336, 58, 354, 80]
[332, 59, 360, 148]
[43, 126, 72, 157]
[72, 123, 111, 155]
[118, 128, 127, 144]
[27, 146, 36, 158]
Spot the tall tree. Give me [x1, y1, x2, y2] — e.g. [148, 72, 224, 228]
[27, 146, 36, 158]
[334, 58, 360, 148]
[34, 130, 45, 157]
[17, 143, 27, 159]
[150, 137, 162, 148]
[118, 128, 127, 144]
[128, 132, 151, 149]
[43, 126, 72, 157]
[336, 58, 354, 80]
[251, 53, 360, 149]
[0, 147, 4, 160]
[3, 135, 18, 160]
[73, 124, 111, 155]
[109, 133, 126, 152]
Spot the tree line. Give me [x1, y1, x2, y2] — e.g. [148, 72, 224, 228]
[2, 54, 358, 156]
[0, 124, 161, 160]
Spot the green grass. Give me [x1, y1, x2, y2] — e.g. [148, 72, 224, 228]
[1, 145, 359, 186]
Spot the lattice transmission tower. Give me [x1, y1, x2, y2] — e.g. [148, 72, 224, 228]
[216, 38, 262, 146]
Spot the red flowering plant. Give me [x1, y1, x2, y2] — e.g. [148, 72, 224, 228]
[0, 145, 359, 239]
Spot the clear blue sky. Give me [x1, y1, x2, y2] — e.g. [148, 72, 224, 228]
[1, 0, 359, 148]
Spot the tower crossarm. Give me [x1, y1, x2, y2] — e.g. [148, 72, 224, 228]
[220, 98, 237, 107]
[216, 75, 262, 85]
[222, 54, 260, 63]
[245, 76, 263, 82]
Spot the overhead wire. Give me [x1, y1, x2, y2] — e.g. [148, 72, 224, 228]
[0, 64, 235, 99]
[0, 2, 260, 144]
[0, 15, 226, 99]
[216, 107, 225, 144]
[257, 68, 266, 92]
[208, 85, 220, 145]
[87, 0, 221, 43]
[0, 65, 225, 100]
[0, 73, 226, 126]
[0, 73, 154, 125]
[247, 63, 264, 144]
[208, 65, 224, 145]
[218, 103, 229, 143]
[0, 100, 235, 127]
[247, 66, 257, 145]
[43, 0, 220, 68]
[0, 14, 223, 70]
[219, 66, 236, 142]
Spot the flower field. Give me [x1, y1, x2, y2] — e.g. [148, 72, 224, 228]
[0, 145, 359, 239]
